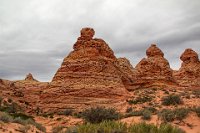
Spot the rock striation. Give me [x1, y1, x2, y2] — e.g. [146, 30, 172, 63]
[173, 49, 200, 87]
[132, 44, 175, 89]
[39, 28, 129, 112]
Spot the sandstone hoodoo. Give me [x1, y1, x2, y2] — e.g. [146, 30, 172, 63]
[51, 27, 128, 98]
[173, 48, 200, 87]
[39, 28, 129, 112]
[133, 44, 174, 89]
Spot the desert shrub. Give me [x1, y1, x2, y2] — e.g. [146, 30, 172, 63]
[159, 109, 175, 122]
[128, 96, 152, 104]
[144, 107, 157, 114]
[66, 121, 185, 133]
[124, 110, 143, 118]
[11, 113, 33, 120]
[81, 107, 120, 123]
[126, 107, 133, 113]
[193, 107, 200, 117]
[162, 94, 182, 106]
[58, 109, 73, 116]
[174, 108, 189, 121]
[52, 125, 65, 133]
[8, 98, 12, 103]
[141, 109, 152, 120]
[159, 108, 189, 122]
[0, 112, 12, 123]
[0, 102, 22, 113]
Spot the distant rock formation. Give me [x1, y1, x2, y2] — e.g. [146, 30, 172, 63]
[173, 49, 200, 87]
[131, 44, 175, 89]
[25, 73, 38, 82]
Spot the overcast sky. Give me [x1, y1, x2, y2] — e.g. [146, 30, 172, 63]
[0, 0, 200, 81]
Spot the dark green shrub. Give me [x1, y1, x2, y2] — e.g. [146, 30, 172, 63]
[174, 108, 189, 121]
[162, 94, 182, 106]
[141, 109, 151, 120]
[159, 108, 189, 122]
[8, 98, 12, 103]
[81, 107, 120, 123]
[128, 96, 152, 104]
[126, 107, 133, 113]
[58, 109, 73, 116]
[159, 109, 175, 122]
[11, 113, 34, 120]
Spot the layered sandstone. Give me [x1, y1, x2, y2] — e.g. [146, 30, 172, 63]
[132, 44, 175, 89]
[115, 58, 136, 90]
[39, 28, 129, 112]
[173, 49, 200, 87]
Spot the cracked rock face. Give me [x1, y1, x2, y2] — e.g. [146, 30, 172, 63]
[173, 49, 200, 87]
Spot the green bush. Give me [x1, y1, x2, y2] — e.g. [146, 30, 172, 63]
[174, 108, 189, 121]
[81, 107, 120, 123]
[159, 108, 189, 122]
[58, 109, 73, 116]
[159, 109, 175, 122]
[128, 96, 152, 104]
[162, 95, 182, 106]
[141, 109, 152, 120]
[126, 107, 133, 113]
[66, 121, 185, 133]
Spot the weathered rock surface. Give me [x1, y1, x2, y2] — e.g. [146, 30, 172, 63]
[173, 49, 200, 87]
[39, 28, 129, 112]
[115, 58, 136, 90]
[25, 73, 38, 82]
[131, 44, 175, 89]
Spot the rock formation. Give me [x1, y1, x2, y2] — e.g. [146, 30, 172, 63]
[25, 73, 38, 82]
[173, 49, 200, 87]
[132, 44, 175, 89]
[39, 28, 129, 112]
[115, 58, 136, 90]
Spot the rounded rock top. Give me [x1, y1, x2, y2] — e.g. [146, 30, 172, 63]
[80, 27, 95, 39]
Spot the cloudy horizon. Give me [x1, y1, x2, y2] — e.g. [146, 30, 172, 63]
[0, 0, 200, 81]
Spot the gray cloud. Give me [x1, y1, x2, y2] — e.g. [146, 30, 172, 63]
[0, 0, 200, 81]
